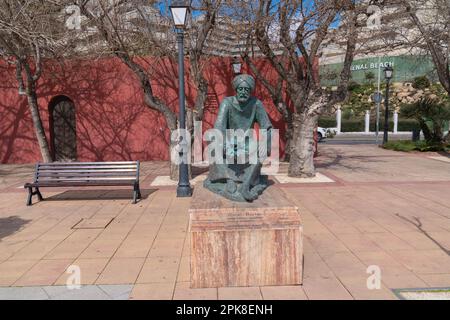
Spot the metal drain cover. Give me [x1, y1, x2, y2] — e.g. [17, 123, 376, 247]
[72, 217, 114, 229]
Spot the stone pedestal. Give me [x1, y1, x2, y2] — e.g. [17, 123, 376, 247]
[189, 184, 303, 288]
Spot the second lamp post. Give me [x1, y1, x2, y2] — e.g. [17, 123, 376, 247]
[383, 65, 393, 144]
[170, 1, 192, 197]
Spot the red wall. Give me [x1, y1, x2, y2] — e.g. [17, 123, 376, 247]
[0, 56, 300, 164]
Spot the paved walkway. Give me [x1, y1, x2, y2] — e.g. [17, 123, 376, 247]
[0, 145, 450, 299]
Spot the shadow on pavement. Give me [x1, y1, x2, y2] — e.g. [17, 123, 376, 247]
[43, 188, 157, 202]
[0, 216, 31, 240]
[396, 213, 450, 256]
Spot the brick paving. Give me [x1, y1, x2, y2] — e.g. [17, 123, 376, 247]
[0, 145, 450, 299]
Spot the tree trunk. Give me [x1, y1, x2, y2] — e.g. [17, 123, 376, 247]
[283, 122, 293, 162]
[419, 119, 433, 142]
[169, 110, 193, 181]
[27, 92, 52, 162]
[170, 137, 180, 181]
[288, 112, 318, 177]
[169, 143, 193, 180]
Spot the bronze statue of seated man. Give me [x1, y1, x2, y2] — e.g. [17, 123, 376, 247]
[204, 74, 273, 202]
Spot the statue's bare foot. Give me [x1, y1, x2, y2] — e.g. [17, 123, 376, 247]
[240, 184, 258, 201]
[226, 180, 237, 194]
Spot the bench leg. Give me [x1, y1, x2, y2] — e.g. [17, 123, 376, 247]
[132, 184, 139, 204]
[137, 184, 142, 200]
[26, 187, 44, 206]
[26, 187, 33, 206]
[36, 187, 44, 201]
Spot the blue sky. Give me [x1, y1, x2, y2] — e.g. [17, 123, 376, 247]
[155, 0, 342, 28]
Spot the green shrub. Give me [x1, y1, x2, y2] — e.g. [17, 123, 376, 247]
[348, 81, 361, 92]
[397, 119, 421, 131]
[365, 71, 375, 84]
[412, 76, 431, 90]
[318, 117, 337, 128]
[341, 119, 365, 132]
[342, 109, 355, 120]
[382, 140, 417, 152]
[401, 97, 450, 143]
[319, 118, 420, 132]
[414, 141, 448, 152]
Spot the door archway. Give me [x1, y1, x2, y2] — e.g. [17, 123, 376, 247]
[49, 96, 77, 161]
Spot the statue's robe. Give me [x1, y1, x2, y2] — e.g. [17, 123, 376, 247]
[204, 96, 273, 201]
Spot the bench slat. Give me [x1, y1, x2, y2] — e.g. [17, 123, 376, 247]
[37, 165, 137, 170]
[26, 181, 135, 187]
[37, 169, 137, 174]
[38, 161, 137, 165]
[38, 172, 136, 178]
[36, 177, 136, 182]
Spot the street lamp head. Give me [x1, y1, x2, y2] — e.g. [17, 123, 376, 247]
[231, 56, 242, 75]
[384, 65, 393, 80]
[169, 0, 191, 29]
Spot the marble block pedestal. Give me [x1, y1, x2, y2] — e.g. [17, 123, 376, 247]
[188, 184, 303, 288]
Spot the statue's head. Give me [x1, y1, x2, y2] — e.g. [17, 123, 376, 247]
[232, 74, 255, 104]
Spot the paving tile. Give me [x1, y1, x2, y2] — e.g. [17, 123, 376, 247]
[9, 239, 66, 261]
[381, 274, 428, 290]
[173, 281, 217, 300]
[78, 237, 124, 259]
[303, 252, 336, 279]
[364, 233, 414, 251]
[148, 237, 185, 258]
[355, 250, 404, 267]
[302, 220, 331, 235]
[337, 276, 397, 300]
[97, 284, 133, 300]
[14, 259, 73, 286]
[176, 255, 190, 283]
[260, 285, 308, 300]
[45, 229, 102, 259]
[305, 233, 349, 254]
[0, 260, 38, 286]
[335, 234, 381, 252]
[395, 232, 450, 250]
[113, 236, 155, 258]
[351, 219, 388, 234]
[302, 276, 353, 300]
[418, 274, 450, 287]
[320, 252, 368, 278]
[182, 237, 191, 257]
[96, 258, 145, 285]
[218, 287, 262, 300]
[0, 287, 49, 300]
[130, 283, 175, 300]
[43, 285, 110, 300]
[389, 250, 450, 274]
[137, 257, 180, 284]
[0, 244, 14, 261]
[319, 221, 361, 235]
[54, 258, 109, 285]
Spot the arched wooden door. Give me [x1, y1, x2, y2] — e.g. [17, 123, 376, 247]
[50, 97, 77, 161]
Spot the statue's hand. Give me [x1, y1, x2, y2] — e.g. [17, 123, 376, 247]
[225, 143, 236, 158]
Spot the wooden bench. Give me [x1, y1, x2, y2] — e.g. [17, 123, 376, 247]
[24, 161, 141, 206]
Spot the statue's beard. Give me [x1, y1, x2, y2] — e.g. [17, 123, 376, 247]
[237, 94, 250, 103]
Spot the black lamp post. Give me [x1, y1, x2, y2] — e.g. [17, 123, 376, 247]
[231, 56, 242, 76]
[383, 65, 393, 144]
[170, 0, 193, 197]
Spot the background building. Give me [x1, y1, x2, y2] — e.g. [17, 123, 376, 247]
[319, 0, 441, 86]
